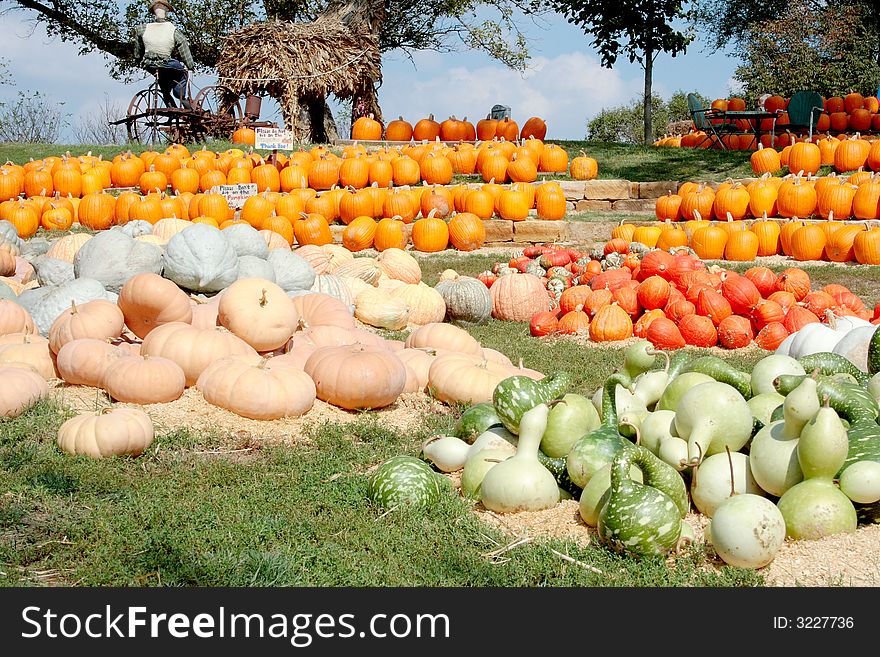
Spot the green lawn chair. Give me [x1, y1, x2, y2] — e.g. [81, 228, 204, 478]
[687, 93, 739, 149]
[779, 90, 824, 140]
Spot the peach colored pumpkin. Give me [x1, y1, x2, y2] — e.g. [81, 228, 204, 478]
[140, 321, 258, 386]
[0, 366, 49, 417]
[390, 283, 446, 326]
[395, 347, 451, 393]
[291, 293, 356, 331]
[0, 334, 57, 379]
[304, 344, 407, 410]
[56, 338, 131, 387]
[117, 272, 193, 339]
[0, 299, 36, 336]
[56, 408, 155, 458]
[489, 273, 551, 321]
[354, 288, 409, 330]
[197, 354, 317, 419]
[404, 322, 483, 356]
[376, 247, 422, 284]
[102, 354, 186, 404]
[217, 277, 298, 352]
[426, 352, 514, 405]
[48, 299, 125, 354]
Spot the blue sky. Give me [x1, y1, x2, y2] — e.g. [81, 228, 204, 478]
[0, 10, 742, 142]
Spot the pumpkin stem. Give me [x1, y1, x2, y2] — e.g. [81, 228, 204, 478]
[259, 288, 268, 307]
[70, 300, 78, 314]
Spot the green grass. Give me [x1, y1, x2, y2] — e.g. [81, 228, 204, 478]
[0, 397, 762, 588]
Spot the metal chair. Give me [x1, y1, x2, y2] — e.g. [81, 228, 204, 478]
[779, 90, 824, 140]
[687, 93, 739, 149]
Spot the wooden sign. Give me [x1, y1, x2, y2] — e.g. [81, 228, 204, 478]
[209, 183, 258, 209]
[255, 127, 294, 150]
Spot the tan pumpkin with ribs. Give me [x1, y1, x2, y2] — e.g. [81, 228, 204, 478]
[56, 338, 131, 387]
[48, 299, 125, 354]
[0, 299, 36, 336]
[117, 272, 193, 339]
[291, 293, 355, 331]
[0, 365, 48, 417]
[404, 322, 483, 356]
[57, 408, 155, 459]
[375, 248, 422, 284]
[426, 352, 516, 405]
[218, 278, 298, 352]
[0, 333, 57, 379]
[102, 354, 186, 404]
[304, 344, 407, 410]
[140, 321, 258, 386]
[197, 354, 317, 420]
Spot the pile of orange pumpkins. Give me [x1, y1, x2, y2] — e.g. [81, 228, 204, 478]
[0, 140, 596, 254]
[482, 242, 878, 351]
[652, 174, 880, 264]
[655, 92, 880, 151]
[346, 113, 547, 144]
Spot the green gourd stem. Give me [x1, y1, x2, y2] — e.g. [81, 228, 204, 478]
[602, 373, 627, 428]
[646, 347, 671, 373]
[629, 442, 689, 518]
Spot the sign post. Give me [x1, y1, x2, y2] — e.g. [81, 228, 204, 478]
[254, 127, 294, 151]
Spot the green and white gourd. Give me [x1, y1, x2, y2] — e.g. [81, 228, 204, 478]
[539, 393, 600, 458]
[597, 444, 685, 558]
[776, 401, 857, 540]
[673, 381, 753, 466]
[367, 455, 446, 511]
[749, 375, 819, 497]
[492, 372, 571, 435]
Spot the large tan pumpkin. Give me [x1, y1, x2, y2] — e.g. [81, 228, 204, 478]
[48, 299, 125, 354]
[0, 299, 36, 336]
[404, 322, 482, 356]
[46, 233, 94, 263]
[304, 344, 407, 410]
[427, 353, 518, 405]
[390, 283, 446, 326]
[0, 366, 49, 417]
[102, 354, 186, 404]
[291, 293, 355, 331]
[197, 354, 317, 420]
[189, 296, 221, 329]
[334, 256, 383, 285]
[376, 247, 422, 284]
[57, 408, 155, 458]
[117, 272, 193, 339]
[217, 277, 298, 352]
[0, 334, 57, 379]
[140, 321, 258, 386]
[490, 273, 551, 321]
[56, 338, 131, 387]
[354, 288, 409, 330]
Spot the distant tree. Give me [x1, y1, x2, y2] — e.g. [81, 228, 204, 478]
[587, 90, 708, 143]
[729, 1, 880, 103]
[546, 0, 692, 145]
[71, 94, 127, 145]
[0, 91, 69, 143]
[692, 0, 880, 68]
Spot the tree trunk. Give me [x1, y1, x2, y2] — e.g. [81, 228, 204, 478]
[643, 46, 654, 146]
[289, 95, 339, 143]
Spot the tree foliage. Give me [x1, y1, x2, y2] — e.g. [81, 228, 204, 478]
[587, 90, 708, 143]
[692, 0, 880, 66]
[545, 0, 692, 144]
[4, 0, 537, 80]
[728, 1, 880, 103]
[0, 90, 69, 143]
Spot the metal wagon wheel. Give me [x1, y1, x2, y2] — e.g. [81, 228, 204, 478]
[193, 84, 244, 138]
[126, 83, 172, 146]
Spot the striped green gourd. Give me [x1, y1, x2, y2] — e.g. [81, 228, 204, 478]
[868, 326, 880, 375]
[565, 373, 633, 489]
[598, 444, 683, 558]
[682, 355, 752, 399]
[367, 455, 445, 511]
[775, 374, 878, 424]
[798, 352, 869, 385]
[454, 402, 502, 443]
[492, 372, 571, 435]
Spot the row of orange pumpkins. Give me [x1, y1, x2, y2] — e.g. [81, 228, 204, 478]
[655, 172, 880, 224]
[611, 217, 880, 265]
[749, 134, 880, 176]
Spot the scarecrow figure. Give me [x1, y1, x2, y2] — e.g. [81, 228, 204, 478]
[133, 0, 196, 109]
